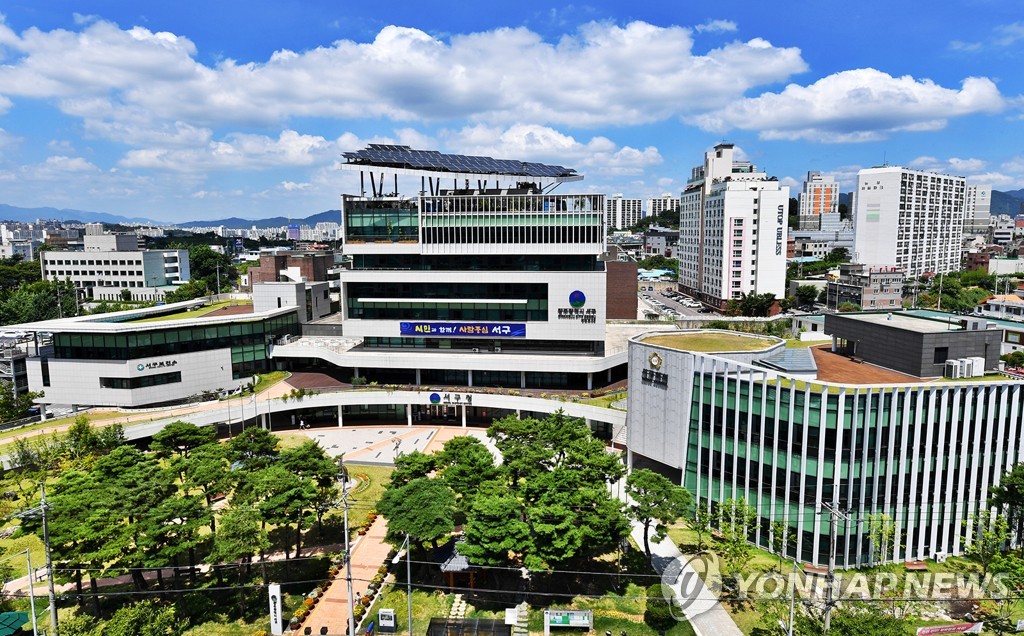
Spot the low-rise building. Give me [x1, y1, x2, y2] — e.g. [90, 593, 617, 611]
[825, 263, 905, 310]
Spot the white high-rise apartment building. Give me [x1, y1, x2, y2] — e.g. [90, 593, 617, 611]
[797, 171, 839, 230]
[646, 193, 680, 217]
[852, 167, 965, 277]
[964, 184, 992, 235]
[605, 194, 644, 230]
[677, 144, 789, 308]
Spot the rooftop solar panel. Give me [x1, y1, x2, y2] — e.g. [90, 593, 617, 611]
[341, 145, 578, 178]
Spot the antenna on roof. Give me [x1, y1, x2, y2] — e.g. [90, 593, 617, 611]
[882, 151, 888, 167]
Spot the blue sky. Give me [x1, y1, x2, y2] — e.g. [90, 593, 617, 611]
[0, 0, 1021, 223]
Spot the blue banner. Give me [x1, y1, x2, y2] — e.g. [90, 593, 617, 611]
[399, 322, 526, 338]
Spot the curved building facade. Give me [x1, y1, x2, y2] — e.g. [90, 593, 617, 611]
[626, 330, 1024, 567]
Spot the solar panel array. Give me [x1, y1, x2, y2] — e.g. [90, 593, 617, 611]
[341, 144, 578, 178]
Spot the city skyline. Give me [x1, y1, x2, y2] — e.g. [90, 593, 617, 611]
[0, 1, 1022, 222]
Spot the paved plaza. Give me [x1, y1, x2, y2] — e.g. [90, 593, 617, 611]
[302, 425, 499, 464]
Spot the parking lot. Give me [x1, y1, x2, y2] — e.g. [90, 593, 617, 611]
[638, 288, 716, 318]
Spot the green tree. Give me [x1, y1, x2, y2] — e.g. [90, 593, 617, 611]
[186, 244, 236, 293]
[991, 463, 1024, 546]
[436, 436, 499, 510]
[795, 602, 905, 635]
[825, 247, 849, 263]
[378, 477, 455, 548]
[732, 292, 776, 317]
[163, 279, 209, 304]
[770, 520, 794, 571]
[100, 599, 183, 636]
[965, 514, 1010, 577]
[718, 497, 758, 576]
[227, 427, 279, 470]
[625, 468, 693, 561]
[63, 415, 99, 463]
[0, 380, 43, 422]
[794, 284, 819, 307]
[691, 501, 714, 553]
[459, 490, 530, 566]
[248, 465, 317, 559]
[150, 421, 216, 458]
[866, 513, 897, 567]
[182, 443, 231, 533]
[389, 450, 437, 488]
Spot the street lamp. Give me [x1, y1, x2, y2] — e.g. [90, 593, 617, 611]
[0, 549, 38, 636]
[392, 534, 413, 636]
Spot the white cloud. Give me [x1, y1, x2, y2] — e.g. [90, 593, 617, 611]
[951, 22, 1024, 52]
[0, 128, 19, 152]
[692, 69, 1006, 143]
[0, 18, 807, 131]
[446, 124, 662, 176]
[281, 181, 311, 191]
[119, 130, 333, 172]
[695, 20, 737, 34]
[0, 94, 11, 115]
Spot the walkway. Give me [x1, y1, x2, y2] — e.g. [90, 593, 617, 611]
[302, 515, 393, 636]
[628, 524, 742, 636]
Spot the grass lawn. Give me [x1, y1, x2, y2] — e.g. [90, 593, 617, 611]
[134, 300, 253, 323]
[342, 464, 394, 526]
[784, 338, 829, 349]
[369, 587, 450, 636]
[581, 390, 627, 409]
[251, 371, 289, 394]
[643, 333, 774, 353]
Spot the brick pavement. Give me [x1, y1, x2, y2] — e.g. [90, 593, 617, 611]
[301, 515, 392, 636]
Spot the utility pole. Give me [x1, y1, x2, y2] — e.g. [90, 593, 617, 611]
[40, 485, 57, 636]
[341, 464, 356, 636]
[820, 502, 849, 634]
[216, 263, 222, 296]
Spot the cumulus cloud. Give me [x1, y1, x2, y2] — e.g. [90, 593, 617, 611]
[0, 18, 806, 130]
[695, 20, 737, 33]
[120, 130, 334, 172]
[0, 128, 19, 152]
[446, 124, 662, 176]
[691, 69, 1006, 142]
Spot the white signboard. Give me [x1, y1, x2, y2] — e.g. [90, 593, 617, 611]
[268, 583, 283, 636]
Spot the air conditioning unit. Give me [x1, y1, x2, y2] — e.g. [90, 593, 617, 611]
[471, 348, 480, 353]
[959, 358, 975, 378]
[970, 356, 986, 377]
[494, 347, 502, 353]
[945, 360, 962, 379]
[934, 551, 948, 563]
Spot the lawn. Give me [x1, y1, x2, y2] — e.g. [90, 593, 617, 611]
[581, 390, 627, 409]
[134, 300, 253, 323]
[643, 333, 774, 353]
[784, 338, 829, 349]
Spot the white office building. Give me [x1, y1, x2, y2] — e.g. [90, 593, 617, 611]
[677, 144, 789, 308]
[964, 184, 993, 235]
[646, 193, 680, 217]
[40, 233, 190, 301]
[797, 171, 839, 230]
[605, 194, 644, 230]
[852, 167, 965, 277]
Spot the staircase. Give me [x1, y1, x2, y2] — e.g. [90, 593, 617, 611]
[511, 601, 529, 636]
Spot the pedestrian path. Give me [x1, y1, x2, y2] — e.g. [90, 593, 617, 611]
[302, 515, 393, 635]
[628, 523, 742, 636]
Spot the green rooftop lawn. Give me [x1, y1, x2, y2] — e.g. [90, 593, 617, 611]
[644, 332, 775, 353]
[134, 300, 252, 323]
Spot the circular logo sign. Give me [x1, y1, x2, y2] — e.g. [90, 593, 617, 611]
[568, 290, 586, 308]
[649, 352, 663, 369]
[136, 364, 145, 371]
[429, 393, 441, 404]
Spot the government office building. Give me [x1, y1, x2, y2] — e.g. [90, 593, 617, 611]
[15, 146, 634, 410]
[272, 144, 631, 391]
[627, 313, 1024, 567]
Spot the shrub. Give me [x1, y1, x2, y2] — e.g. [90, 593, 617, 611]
[294, 607, 309, 620]
[303, 598, 316, 609]
[354, 605, 365, 619]
[644, 584, 676, 631]
[361, 595, 372, 607]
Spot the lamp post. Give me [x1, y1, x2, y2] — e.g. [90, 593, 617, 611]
[392, 534, 412, 636]
[0, 549, 38, 636]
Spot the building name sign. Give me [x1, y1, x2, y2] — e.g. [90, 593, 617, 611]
[775, 204, 785, 256]
[429, 392, 473, 405]
[641, 368, 668, 387]
[399, 322, 526, 338]
[557, 307, 597, 323]
[136, 360, 178, 371]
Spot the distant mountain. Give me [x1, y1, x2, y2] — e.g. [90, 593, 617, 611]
[177, 210, 341, 229]
[0, 204, 158, 225]
[0, 204, 342, 228]
[992, 190, 1023, 216]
